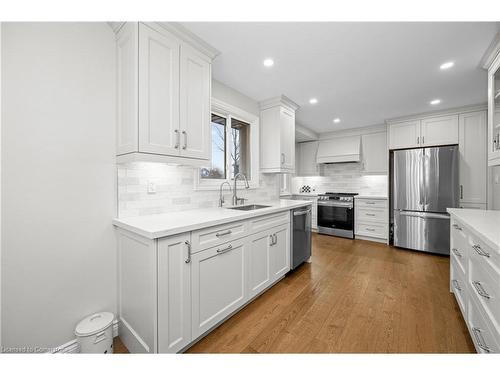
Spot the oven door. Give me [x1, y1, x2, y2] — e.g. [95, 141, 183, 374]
[317, 201, 354, 238]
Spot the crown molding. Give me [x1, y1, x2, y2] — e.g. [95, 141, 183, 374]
[480, 30, 500, 70]
[385, 103, 487, 124]
[259, 95, 300, 112]
[106, 22, 219, 60]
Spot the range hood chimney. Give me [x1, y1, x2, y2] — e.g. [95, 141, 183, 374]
[316, 135, 361, 164]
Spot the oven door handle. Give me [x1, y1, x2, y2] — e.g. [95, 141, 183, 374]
[318, 202, 353, 208]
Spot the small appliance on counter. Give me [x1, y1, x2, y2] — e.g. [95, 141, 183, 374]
[317, 192, 358, 238]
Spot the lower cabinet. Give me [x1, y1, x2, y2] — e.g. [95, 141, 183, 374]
[191, 238, 247, 339]
[270, 224, 290, 280]
[157, 234, 192, 353]
[247, 229, 273, 299]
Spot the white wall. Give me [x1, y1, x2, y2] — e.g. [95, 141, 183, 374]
[212, 79, 259, 116]
[1, 23, 116, 350]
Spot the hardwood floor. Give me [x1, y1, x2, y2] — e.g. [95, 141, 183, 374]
[186, 233, 475, 353]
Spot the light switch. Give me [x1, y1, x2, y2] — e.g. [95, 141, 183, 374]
[147, 180, 157, 194]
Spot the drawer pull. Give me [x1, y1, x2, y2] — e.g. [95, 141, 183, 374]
[472, 327, 490, 353]
[472, 244, 490, 258]
[185, 240, 191, 264]
[217, 244, 233, 255]
[472, 281, 491, 299]
[215, 229, 232, 238]
[365, 228, 375, 232]
[364, 202, 376, 205]
[452, 224, 462, 231]
[365, 213, 376, 216]
[452, 279, 461, 291]
[452, 248, 462, 258]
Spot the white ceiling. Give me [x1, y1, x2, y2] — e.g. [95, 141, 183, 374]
[182, 22, 499, 133]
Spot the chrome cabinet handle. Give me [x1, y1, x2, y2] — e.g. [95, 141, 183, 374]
[364, 202, 376, 205]
[417, 136, 420, 144]
[269, 235, 274, 246]
[273, 234, 277, 245]
[460, 185, 463, 199]
[472, 281, 490, 299]
[365, 228, 375, 232]
[182, 130, 187, 150]
[472, 328, 490, 352]
[452, 248, 462, 258]
[215, 229, 232, 238]
[422, 136, 425, 144]
[281, 153, 285, 165]
[452, 224, 462, 231]
[365, 213, 376, 216]
[217, 244, 233, 255]
[473, 244, 490, 258]
[185, 240, 191, 264]
[174, 129, 180, 149]
[452, 279, 461, 291]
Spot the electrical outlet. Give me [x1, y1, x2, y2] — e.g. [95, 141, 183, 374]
[147, 180, 157, 194]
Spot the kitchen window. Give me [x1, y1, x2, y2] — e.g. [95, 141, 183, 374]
[196, 98, 259, 190]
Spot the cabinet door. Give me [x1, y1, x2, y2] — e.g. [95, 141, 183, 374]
[116, 23, 139, 155]
[138, 23, 180, 156]
[191, 239, 247, 339]
[299, 141, 319, 176]
[280, 108, 295, 170]
[388, 120, 420, 149]
[157, 234, 191, 353]
[247, 230, 272, 299]
[179, 44, 211, 160]
[459, 111, 487, 205]
[421, 115, 459, 146]
[362, 132, 388, 173]
[270, 224, 290, 282]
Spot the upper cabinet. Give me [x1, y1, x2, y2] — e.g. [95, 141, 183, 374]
[487, 52, 500, 166]
[115, 22, 217, 165]
[361, 132, 388, 173]
[388, 115, 458, 150]
[259, 96, 299, 173]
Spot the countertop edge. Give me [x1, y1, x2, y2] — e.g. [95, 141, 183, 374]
[113, 200, 312, 240]
[447, 208, 500, 252]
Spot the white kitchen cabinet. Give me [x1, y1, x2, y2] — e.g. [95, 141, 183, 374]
[297, 141, 320, 176]
[487, 51, 500, 166]
[459, 111, 487, 206]
[270, 224, 290, 281]
[459, 203, 487, 210]
[247, 229, 273, 299]
[260, 95, 299, 173]
[191, 238, 247, 339]
[388, 120, 420, 149]
[115, 22, 217, 165]
[354, 197, 388, 243]
[420, 115, 459, 147]
[138, 23, 180, 156]
[361, 132, 388, 173]
[157, 234, 191, 353]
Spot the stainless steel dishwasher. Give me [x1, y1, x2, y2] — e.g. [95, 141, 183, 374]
[291, 206, 312, 269]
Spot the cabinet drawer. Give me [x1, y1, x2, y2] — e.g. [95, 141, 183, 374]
[355, 222, 387, 239]
[451, 219, 468, 274]
[248, 211, 290, 234]
[469, 257, 500, 334]
[191, 220, 248, 253]
[355, 199, 387, 209]
[467, 231, 499, 277]
[356, 207, 387, 223]
[450, 259, 467, 319]
[468, 295, 500, 353]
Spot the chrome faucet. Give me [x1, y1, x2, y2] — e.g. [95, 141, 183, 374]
[218, 181, 232, 207]
[232, 173, 250, 205]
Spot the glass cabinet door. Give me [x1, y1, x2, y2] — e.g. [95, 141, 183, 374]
[489, 62, 500, 165]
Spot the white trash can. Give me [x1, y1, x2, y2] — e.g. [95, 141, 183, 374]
[75, 312, 114, 354]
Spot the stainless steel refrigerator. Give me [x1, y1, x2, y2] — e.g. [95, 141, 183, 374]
[392, 145, 459, 255]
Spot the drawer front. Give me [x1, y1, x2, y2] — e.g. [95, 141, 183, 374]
[469, 257, 500, 333]
[356, 207, 387, 223]
[451, 219, 468, 274]
[467, 232, 499, 276]
[355, 222, 387, 239]
[191, 220, 248, 253]
[468, 296, 500, 353]
[249, 211, 290, 234]
[450, 259, 467, 319]
[355, 199, 387, 209]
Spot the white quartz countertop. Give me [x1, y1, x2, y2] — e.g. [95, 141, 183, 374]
[355, 195, 388, 200]
[113, 199, 312, 240]
[447, 208, 500, 252]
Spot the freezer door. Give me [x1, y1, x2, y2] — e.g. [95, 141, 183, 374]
[423, 146, 459, 213]
[393, 148, 424, 211]
[393, 210, 450, 255]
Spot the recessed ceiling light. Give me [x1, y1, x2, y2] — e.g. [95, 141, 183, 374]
[440, 61, 454, 70]
[430, 99, 441, 105]
[333, 118, 341, 123]
[309, 98, 318, 105]
[263, 58, 274, 67]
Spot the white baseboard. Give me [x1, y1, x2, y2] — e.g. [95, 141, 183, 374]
[51, 319, 119, 354]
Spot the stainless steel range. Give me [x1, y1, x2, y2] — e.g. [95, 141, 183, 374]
[317, 192, 358, 238]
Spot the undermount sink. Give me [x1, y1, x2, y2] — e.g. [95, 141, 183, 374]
[227, 204, 271, 211]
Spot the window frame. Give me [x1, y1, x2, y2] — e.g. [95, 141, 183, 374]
[195, 98, 260, 190]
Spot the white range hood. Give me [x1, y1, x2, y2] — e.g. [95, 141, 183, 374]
[316, 135, 361, 164]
